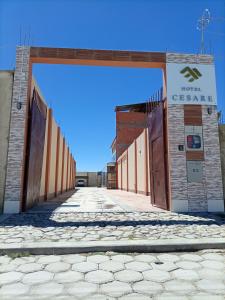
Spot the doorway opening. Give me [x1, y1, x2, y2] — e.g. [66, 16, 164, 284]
[7, 47, 170, 213]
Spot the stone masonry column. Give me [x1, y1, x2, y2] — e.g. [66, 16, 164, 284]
[4, 46, 31, 213]
[202, 105, 224, 211]
[166, 53, 224, 212]
[167, 104, 188, 211]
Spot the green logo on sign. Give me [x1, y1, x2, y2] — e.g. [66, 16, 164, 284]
[180, 66, 202, 82]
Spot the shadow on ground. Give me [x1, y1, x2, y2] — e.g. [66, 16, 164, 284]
[0, 211, 225, 228]
[28, 189, 80, 212]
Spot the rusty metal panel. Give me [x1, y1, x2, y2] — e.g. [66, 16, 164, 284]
[184, 105, 202, 125]
[23, 90, 47, 210]
[30, 47, 166, 64]
[148, 102, 168, 210]
[186, 151, 204, 160]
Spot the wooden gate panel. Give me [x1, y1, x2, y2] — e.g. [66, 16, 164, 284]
[148, 102, 168, 210]
[23, 90, 47, 210]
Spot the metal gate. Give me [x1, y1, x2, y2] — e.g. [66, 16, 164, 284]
[148, 101, 168, 210]
[22, 89, 47, 211]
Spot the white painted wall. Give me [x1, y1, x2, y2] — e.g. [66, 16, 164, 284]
[118, 128, 150, 195]
[48, 118, 57, 195]
[136, 130, 146, 193]
[127, 143, 135, 192]
[122, 154, 127, 190]
[0, 71, 13, 212]
[117, 161, 121, 189]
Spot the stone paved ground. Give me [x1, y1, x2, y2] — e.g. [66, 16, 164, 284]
[0, 189, 225, 299]
[105, 189, 163, 212]
[0, 211, 225, 244]
[27, 188, 162, 213]
[0, 249, 224, 299]
[29, 188, 127, 213]
[0, 188, 225, 245]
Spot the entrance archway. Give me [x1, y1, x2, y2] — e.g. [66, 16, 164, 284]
[3, 47, 224, 214]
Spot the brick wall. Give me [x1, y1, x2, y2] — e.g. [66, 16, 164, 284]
[116, 111, 147, 159]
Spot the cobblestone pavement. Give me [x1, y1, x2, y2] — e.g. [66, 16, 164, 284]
[0, 211, 225, 245]
[0, 188, 225, 245]
[0, 249, 224, 299]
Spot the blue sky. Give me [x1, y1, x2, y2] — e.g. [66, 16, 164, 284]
[0, 0, 224, 171]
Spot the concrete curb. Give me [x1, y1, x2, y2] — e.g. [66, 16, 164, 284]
[0, 238, 225, 255]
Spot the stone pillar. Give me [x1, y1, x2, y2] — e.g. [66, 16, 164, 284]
[4, 46, 31, 213]
[166, 53, 224, 212]
[219, 124, 225, 203]
[202, 106, 224, 211]
[167, 104, 188, 211]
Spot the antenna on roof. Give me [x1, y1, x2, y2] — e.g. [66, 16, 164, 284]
[27, 25, 31, 46]
[197, 8, 211, 54]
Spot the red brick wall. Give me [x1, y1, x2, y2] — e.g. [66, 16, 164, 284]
[116, 111, 147, 159]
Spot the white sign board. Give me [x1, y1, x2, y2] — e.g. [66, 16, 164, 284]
[166, 63, 217, 105]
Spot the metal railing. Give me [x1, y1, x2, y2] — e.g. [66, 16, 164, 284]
[146, 87, 164, 114]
